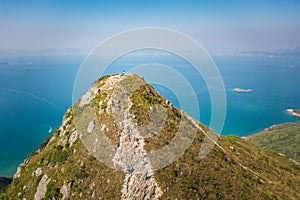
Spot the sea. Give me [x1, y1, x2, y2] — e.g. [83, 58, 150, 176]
[0, 51, 299, 176]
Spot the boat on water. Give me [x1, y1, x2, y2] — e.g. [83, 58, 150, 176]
[48, 126, 53, 133]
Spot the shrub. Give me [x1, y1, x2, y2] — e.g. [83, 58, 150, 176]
[44, 181, 62, 199]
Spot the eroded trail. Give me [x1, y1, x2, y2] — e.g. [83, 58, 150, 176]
[110, 76, 162, 199]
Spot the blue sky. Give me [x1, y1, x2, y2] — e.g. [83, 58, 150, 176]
[0, 0, 299, 51]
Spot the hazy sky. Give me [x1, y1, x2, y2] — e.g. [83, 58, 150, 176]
[1, 0, 299, 51]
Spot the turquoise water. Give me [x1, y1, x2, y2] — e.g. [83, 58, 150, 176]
[215, 55, 300, 134]
[0, 55, 82, 176]
[0, 53, 299, 176]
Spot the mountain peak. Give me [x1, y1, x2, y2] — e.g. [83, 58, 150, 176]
[1, 74, 300, 199]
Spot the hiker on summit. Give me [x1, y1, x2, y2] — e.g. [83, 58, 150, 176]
[144, 172, 148, 180]
[127, 165, 131, 173]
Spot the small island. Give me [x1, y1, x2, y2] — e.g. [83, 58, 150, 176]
[233, 88, 253, 93]
[286, 109, 300, 118]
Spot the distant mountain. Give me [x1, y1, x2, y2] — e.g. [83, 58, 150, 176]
[206, 46, 237, 55]
[246, 122, 300, 163]
[236, 46, 300, 57]
[0, 48, 91, 57]
[1, 74, 300, 199]
[2, 46, 300, 58]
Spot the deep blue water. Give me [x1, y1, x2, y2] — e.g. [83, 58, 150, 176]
[0, 53, 299, 176]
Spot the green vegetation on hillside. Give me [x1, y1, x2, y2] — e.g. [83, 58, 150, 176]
[154, 134, 300, 199]
[246, 122, 300, 162]
[1, 109, 124, 199]
[1, 74, 300, 199]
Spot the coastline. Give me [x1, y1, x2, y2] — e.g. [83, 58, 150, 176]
[242, 122, 300, 139]
[244, 122, 300, 163]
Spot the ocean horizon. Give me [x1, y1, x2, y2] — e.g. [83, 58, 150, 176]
[0, 53, 299, 177]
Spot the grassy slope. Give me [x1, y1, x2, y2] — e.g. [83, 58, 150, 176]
[1, 74, 300, 199]
[0, 109, 124, 200]
[246, 122, 300, 163]
[128, 75, 300, 199]
[155, 135, 300, 199]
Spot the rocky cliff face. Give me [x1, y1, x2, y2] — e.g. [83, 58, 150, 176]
[1, 74, 300, 199]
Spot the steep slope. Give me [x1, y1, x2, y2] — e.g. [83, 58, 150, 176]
[1, 74, 300, 199]
[246, 122, 300, 163]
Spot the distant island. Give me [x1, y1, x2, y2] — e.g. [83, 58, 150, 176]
[233, 87, 253, 93]
[0, 62, 8, 65]
[236, 46, 300, 58]
[2, 74, 300, 199]
[286, 109, 300, 118]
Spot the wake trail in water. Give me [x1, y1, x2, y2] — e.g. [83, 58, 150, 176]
[48, 126, 53, 133]
[0, 87, 64, 111]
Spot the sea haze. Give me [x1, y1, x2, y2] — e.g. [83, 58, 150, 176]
[0, 52, 299, 176]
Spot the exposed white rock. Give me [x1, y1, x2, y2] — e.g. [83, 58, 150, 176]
[101, 75, 122, 91]
[61, 138, 68, 146]
[165, 99, 172, 107]
[79, 87, 96, 107]
[93, 88, 99, 95]
[14, 166, 22, 179]
[87, 121, 96, 133]
[13, 162, 25, 179]
[34, 174, 51, 200]
[68, 130, 78, 146]
[60, 184, 70, 200]
[111, 92, 163, 199]
[32, 167, 43, 177]
[90, 182, 96, 190]
[101, 124, 106, 132]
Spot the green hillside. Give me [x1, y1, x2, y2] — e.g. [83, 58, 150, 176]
[1, 74, 300, 199]
[246, 122, 300, 163]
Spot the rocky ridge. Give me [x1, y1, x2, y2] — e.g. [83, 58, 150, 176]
[1, 74, 300, 199]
